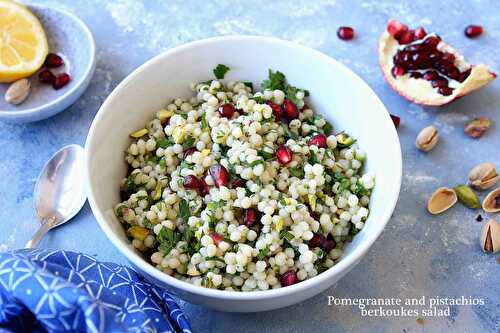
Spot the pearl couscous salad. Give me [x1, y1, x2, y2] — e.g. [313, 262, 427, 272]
[115, 65, 375, 291]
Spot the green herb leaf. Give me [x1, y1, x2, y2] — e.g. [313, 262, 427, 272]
[183, 135, 195, 149]
[243, 81, 253, 90]
[157, 138, 174, 148]
[286, 86, 305, 109]
[157, 227, 181, 255]
[179, 199, 190, 223]
[205, 256, 226, 263]
[253, 96, 265, 104]
[280, 230, 294, 242]
[201, 113, 208, 130]
[308, 151, 319, 164]
[159, 158, 166, 169]
[262, 69, 286, 91]
[323, 121, 333, 135]
[258, 149, 274, 160]
[213, 64, 230, 79]
[353, 183, 369, 196]
[249, 159, 264, 167]
[289, 167, 304, 178]
[143, 218, 154, 230]
[257, 247, 269, 260]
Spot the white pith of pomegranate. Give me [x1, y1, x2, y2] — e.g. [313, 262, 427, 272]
[379, 20, 496, 106]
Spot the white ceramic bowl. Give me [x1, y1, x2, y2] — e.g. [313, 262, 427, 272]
[85, 36, 402, 312]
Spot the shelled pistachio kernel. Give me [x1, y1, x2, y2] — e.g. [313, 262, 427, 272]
[454, 185, 481, 209]
[427, 187, 457, 214]
[480, 219, 500, 253]
[416, 126, 439, 152]
[468, 163, 500, 190]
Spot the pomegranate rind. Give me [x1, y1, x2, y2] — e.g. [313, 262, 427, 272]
[379, 31, 496, 106]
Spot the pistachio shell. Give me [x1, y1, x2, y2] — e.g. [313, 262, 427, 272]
[482, 187, 500, 213]
[468, 162, 499, 190]
[464, 117, 491, 139]
[454, 185, 481, 209]
[5, 78, 30, 105]
[416, 126, 439, 152]
[480, 219, 500, 253]
[427, 187, 457, 214]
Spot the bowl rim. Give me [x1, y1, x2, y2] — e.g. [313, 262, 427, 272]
[85, 35, 402, 301]
[0, 4, 96, 117]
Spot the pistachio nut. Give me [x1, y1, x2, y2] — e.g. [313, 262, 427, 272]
[482, 187, 500, 213]
[454, 185, 481, 209]
[5, 78, 30, 105]
[427, 187, 457, 214]
[468, 162, 499, 190]
[128, 226, 149, 241]
[464, 117, 491, 139]
[479, 219, 500, 253]
[416, 126, 439, 152]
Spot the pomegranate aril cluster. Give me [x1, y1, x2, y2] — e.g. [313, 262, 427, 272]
[391, 35, 472, 96]
[38, 53, 71, 90]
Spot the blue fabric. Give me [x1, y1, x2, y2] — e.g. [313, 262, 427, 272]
[0, 249, 192, 333]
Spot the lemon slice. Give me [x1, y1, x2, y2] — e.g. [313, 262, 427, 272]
[0, 0, 48, 82]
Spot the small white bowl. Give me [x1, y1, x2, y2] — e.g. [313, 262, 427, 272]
[85, 36, 402, 312]
[0, 5, 95, 123]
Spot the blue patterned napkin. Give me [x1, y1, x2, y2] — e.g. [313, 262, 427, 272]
[0, 249, 192, 333]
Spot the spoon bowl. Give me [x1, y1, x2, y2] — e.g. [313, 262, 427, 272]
[26, 144, 86, 248]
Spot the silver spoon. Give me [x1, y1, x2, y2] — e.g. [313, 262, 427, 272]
[25, 145, 86, 248]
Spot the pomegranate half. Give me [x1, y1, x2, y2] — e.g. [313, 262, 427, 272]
[379, 20, 496, 106]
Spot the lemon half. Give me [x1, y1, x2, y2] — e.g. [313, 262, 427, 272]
[0, 0, 48, 82]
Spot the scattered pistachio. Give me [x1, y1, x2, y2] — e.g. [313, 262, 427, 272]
[454, 185, 481, 209]
[468, 162, 500, 190]
[130, 128, 149, 138]
[427, 187, 457, 214]
[128, 226, 149, 241]
[464, 117, 491, 138]
[5, 78, 31, 105]
[416, 126, 439, 152]
[482, 187, 500, 213]
[157, 109, 174, 124]
[479, 219, 500, 253]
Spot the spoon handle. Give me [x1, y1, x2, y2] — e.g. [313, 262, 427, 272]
[25, 217, 55, 248]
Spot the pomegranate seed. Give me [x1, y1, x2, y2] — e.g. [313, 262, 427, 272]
[283, 99, 299, 119]
[308, 134, 327, 148]
[183, 147, 197, 159]
[431, 78, 448, 88]
[276, 145, 292, 165]
[244, 208, 260, 227]
[52, 73, 71, 90]
[391, 65, 406, 77]
[308, 233, 324, 248]
[267, 101, 284, 120]
[321, 237, 336, 252]
[398, 30, 415, 44]
[200, 178, 210, 195]
[183, 175, 202, 191]
[422, 36, 441, 49]
[337, 26, 354, 40]
[414, 27, 427, 39]
[390, 114, 401, 128]
[38, 69, 55, 84]
[44, 53, 64, 68]
[409, 72, 423, 79]
[423, 70, 438, 81]
[438, 87, 453, 96]
[441, 52, 455, 63]
[219, 103, 236, 118]
[209, 232, 223, 246]
[458, 68, 471, 82]
[280, 270, 298, 287]
[209, 164, 230, 188]
[387, 19, 408, 38]
[464, 25, 483, 38]
[231, 178, 245, 189]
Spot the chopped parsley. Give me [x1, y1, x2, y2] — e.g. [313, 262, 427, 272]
[179, 199, 190, 223]
[258, 149, 274, 160]
[213, 64, 230, 79]
[261, 69, 286, 91]
[257, 247, 269, 260]
[308, 151, 319, 164]
[201, 113, 208, 130]
[157, 138, 174, 148]
[279, 230, 294, 242]
[183, 135, 195, 149]
[243, 81, 253, 90]
[157, 227, 181, 255]
[289, 167, 304, 178]
[323, 121, 333, 135]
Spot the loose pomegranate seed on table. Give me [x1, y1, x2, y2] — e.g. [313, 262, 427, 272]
[390, 114, 401, 128]
[44, 53, 64, 68]
[53, 73, 71, 90]
[209, 164, 230, 188]
[464, 25, 483, 38]
[337, 26, 354, 40]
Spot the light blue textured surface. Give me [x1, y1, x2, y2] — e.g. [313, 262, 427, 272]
[1, 1, 499, 332]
